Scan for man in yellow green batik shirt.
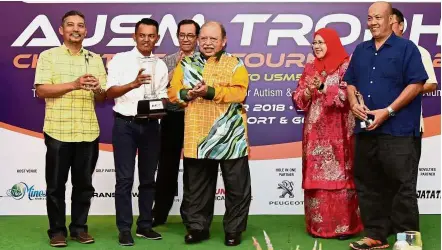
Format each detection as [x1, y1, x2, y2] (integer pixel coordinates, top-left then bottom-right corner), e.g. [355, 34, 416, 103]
[168, 21, 251, 247]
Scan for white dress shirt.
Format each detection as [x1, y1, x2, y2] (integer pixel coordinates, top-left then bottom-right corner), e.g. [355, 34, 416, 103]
[417, 45, 438, 132]
[106, 47, 169, 116]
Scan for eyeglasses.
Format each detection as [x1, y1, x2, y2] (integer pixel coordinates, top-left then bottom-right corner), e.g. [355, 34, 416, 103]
[312, 41, 326, 46]
[178, 33, 197, 40]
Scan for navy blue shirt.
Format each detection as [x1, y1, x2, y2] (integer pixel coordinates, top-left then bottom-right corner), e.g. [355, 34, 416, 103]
[344, 33, 428, 136]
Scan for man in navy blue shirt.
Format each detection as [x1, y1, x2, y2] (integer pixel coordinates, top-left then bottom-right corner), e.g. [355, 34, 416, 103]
[344, 2, 428, 249]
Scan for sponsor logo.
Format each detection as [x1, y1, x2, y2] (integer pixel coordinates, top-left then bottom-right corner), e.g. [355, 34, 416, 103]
[95, 169, 115, 173]
[16, 169, 38, 174]
[213, 188, 253, 201]
[215, 188, 226, 201]
[269, 180, 304, 206]
[278, 180, 294, 198]
[4, 182, 45, 200]
[419, 167, 437, 177]
[269, 200, 304, 206]
[276, 167, 296, 177]
[93, 192, 138, 198]
[417, 190, 441, 199]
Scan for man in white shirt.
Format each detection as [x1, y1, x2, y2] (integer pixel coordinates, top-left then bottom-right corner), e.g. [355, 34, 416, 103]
[391, 8, 438, 159]
[106, 18, 168, 246]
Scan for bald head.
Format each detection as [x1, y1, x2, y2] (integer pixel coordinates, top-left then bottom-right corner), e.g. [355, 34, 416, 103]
[369, 1, 393, 15]
[198, 21, 227, 57]
[201, 21, 226, 38]
[367, 1, 393, 40]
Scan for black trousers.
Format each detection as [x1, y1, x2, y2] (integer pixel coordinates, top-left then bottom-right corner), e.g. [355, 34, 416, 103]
[44, 133, 98, 238]
[180, 156, 251, 234]
[153, 110, 185, 223]
[414, 133, 423, 161]
[113, 115, 160, 232]
[354, 133, 419, 242]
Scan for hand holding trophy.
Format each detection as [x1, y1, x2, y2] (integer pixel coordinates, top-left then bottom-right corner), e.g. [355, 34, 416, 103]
[71, 74, 95, 90]
[130, 69, 152, 89]
[354, 91, 373, 129]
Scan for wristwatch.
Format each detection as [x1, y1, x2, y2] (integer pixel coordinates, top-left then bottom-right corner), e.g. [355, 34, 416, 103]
[94, 88, 105, 94]
[387, 106, 395, 117]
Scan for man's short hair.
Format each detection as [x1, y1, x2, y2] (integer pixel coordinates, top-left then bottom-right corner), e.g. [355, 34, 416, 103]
[135, 18, 159, 34]
[177, 19, 201, 36]
[219, 23, 227, 39]
[392, 7, 404, 23]
[62, 10, 85, 25]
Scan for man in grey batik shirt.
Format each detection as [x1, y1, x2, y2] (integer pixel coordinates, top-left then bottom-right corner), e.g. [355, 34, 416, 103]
[152, 19, 200, 227]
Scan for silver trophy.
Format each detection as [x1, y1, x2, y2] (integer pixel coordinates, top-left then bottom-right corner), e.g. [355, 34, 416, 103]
[355, 91, 373, 129]
[136, 56, 166, 119]
[83, 52, 95, 90]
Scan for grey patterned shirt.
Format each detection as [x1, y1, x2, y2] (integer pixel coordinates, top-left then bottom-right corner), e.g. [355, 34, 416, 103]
[163, 51, 200, 111]
[162, 51, 184, 112]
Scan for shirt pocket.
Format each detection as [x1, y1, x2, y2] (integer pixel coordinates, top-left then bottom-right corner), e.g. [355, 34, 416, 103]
[381, 57, 400, 80]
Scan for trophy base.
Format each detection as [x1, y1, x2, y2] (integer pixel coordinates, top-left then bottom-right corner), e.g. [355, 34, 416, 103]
[360, 119, 374, 129]
[136, 99, 167, 119]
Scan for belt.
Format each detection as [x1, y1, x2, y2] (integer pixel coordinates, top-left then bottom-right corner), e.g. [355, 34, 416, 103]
[114, 112, 157, 122]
